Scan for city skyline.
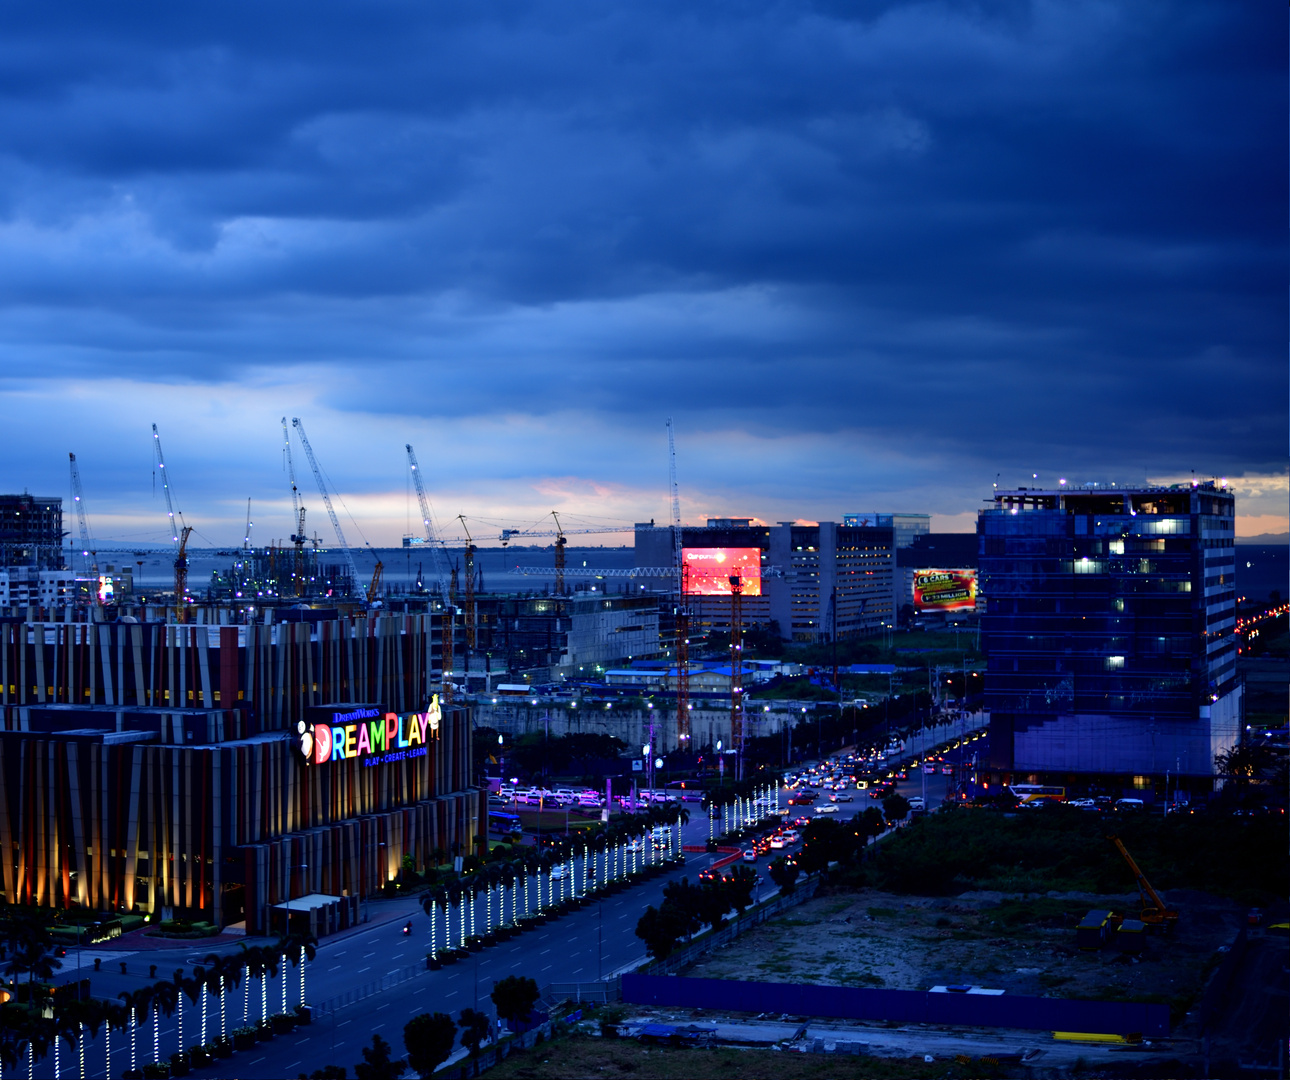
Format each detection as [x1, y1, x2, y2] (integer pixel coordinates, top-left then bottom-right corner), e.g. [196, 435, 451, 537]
[0, 2, 1284, 546]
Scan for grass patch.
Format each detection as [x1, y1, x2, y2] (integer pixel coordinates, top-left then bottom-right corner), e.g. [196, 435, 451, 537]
[866, 906, 898, 919]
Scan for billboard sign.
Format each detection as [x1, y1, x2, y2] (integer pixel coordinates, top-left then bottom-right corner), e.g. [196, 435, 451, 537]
[297, 695, 442, 767]
[682, 547, 762, 596]
[913, 569, 976, 612]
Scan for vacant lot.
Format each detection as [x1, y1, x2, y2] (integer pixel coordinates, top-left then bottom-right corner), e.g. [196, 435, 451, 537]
[686, 887, 1244, 1026]
[487, 1034, 998, 1080]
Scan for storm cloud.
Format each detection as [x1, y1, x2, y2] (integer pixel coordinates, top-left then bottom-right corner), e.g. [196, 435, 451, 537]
[0, 1, 1283, 544]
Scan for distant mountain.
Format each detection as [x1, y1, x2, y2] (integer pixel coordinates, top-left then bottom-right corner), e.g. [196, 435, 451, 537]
[1238, 534, 1288, 545]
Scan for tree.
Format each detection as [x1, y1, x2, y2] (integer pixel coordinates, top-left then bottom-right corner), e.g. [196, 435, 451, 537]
[634, 903, 691, 960]
[458, 1008, 490, 1070]
[860, 806, 887, 844]
[725, 865, 758, 914]
[298, 1067, 347, 1080]
[882, 793, 911, 824]
[402, 1012, 456, 1079]
[768, 856, 800, 895]
[489, 976, 540, 1031]
[353, 1032, 406, 1080]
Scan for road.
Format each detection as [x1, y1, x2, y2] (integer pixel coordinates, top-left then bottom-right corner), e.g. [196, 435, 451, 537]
[29, 739, 972, 1078]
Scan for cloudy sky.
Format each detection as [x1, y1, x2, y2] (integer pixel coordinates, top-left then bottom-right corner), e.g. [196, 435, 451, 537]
[0, 1, 1284, 549]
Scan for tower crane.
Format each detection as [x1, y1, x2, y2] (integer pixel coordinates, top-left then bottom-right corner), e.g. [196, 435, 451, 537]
[497, 523, 624, 544]
[243, 498, 254, 554]
[406, 444, 456, 703]
[667, 418, 691, 748]
[458, 515, 477, 649]
[282, 417, 309, 597]
[291, 418, 373, 606]
[68, 452, 101, 607]
[152, 424, 194, 623]
[552, 512, 566, 595]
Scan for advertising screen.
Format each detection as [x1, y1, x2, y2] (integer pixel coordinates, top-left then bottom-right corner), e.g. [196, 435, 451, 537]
[297, 696, 442, 767]
[913, 569, 976, 612]
[682, 547, 762, 596]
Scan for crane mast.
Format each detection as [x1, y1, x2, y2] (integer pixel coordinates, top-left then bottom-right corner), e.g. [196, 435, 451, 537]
[282, 418, 308, 597]
[730, 573, 743, 778]
[152, 424, 193, 622]
[667, 418, 690, 748]
[458, 515, 477, 650]
[551, 511, 566, 595]
[406, 445, 456, 703]
[68, 453, 101, 607]
[291, 418, 365, 603]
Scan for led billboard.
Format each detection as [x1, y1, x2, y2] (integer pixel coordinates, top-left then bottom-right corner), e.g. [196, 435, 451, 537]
[913, 569, 976, 612]
[296, 696, 442, 767]
[682, 547, 762, 596]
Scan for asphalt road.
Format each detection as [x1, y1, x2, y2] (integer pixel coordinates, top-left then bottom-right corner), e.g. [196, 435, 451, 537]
[29, 739, 971, 1078]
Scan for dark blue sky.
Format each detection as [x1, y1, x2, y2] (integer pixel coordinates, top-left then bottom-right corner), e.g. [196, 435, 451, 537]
[0, 1, 1284, 546]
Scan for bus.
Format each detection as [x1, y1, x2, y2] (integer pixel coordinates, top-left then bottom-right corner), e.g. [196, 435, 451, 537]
[1006, 784, 1066, 806]
[488, 811, 521, 835]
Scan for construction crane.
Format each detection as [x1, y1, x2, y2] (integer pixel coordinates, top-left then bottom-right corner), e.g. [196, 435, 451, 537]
[406, 444, 456, 703]
[497, 523, 624, 544]
[552, 512, 566, 595]
[667, 418, 690, 748]
[152, 424, 194, 623]
[68, 453, 101, 607]
[291, 418, 367, 605]
[730, 572, 744, 778]
[243, 498, 254, 553]
[1108, 835, 1179, 933]
[458, 515, 477, 650]
[282, 417, 309, 597]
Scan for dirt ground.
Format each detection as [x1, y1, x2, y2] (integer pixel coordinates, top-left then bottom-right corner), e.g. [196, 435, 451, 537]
[684, 887, 1247, 1029]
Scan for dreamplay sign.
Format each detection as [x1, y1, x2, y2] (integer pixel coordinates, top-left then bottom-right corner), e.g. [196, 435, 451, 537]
[296, 695, 442, 767]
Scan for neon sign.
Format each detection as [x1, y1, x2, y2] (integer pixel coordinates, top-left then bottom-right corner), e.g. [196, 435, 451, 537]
[297, 695, 442, 766]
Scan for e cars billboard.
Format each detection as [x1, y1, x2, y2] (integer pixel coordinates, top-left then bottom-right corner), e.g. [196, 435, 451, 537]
[682, 548, 762, 596]
[913, 569, 976, 612]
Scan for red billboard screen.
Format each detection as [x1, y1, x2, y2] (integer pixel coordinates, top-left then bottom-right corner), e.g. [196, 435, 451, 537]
[682, 548, 762, 596]
[913, 569, 976, 612]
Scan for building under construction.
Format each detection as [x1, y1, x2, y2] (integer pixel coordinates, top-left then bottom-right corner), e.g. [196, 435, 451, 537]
[0, 494, 64, 570]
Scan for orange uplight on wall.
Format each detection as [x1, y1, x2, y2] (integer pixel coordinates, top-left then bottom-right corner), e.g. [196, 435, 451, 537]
[682, 548, 762, 596]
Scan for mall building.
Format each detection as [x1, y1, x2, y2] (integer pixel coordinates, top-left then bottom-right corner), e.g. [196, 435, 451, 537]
[0, 612, 480, 934]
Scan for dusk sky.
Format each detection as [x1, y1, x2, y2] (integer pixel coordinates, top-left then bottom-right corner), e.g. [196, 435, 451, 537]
[0, 1, 1285, 549]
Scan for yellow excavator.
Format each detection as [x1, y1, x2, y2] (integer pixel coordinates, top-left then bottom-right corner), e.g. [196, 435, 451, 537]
[1108, 835, 1179, 933]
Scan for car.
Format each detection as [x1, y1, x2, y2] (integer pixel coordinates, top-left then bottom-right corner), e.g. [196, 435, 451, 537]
[815, 804, 839, 814]
[895, 770, 908, 780]
[782, 829, 800, 844]
[769, 836, 785, 849]
[940, 765, 954, 775]
[550, 864, 567, 879]
[1068, 798, 1099, 810]
[834, 794, 854, 803]
[742, 849, 758, 862]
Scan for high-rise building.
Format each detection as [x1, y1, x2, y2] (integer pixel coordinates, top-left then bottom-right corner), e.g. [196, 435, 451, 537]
[0, 494, 64, 570]
[979, 481, 1239, 788]
[634, 518, 896, 642]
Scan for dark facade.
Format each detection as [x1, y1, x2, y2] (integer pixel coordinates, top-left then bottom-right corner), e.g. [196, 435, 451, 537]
[0, 495, 64, 570]
[979, 482, 1239, 782]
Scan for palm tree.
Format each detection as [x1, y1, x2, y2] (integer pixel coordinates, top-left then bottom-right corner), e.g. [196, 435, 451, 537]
[202, 952, 242, 1041]
[151, 977, 179, 1067]
[284, 932, 318, 1009]
[119, 987, 154, 1077]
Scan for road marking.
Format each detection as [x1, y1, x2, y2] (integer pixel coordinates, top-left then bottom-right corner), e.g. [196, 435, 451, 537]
[541, 965, 552, 972]
[618, 913, 631, 920]
[540, 949, 550, 955]
[328, 965, 342, 972]
[286, 1063, 300, 1071]
[339, 1019, 353, 1027]
[377, 1003, 390, 1010]
[364, 951, 377, 958]
[511, 961, 522, 969]
[572, 968, 583, 975]
[446, 990, 458, 997]
[249, 1057, 265, 1065]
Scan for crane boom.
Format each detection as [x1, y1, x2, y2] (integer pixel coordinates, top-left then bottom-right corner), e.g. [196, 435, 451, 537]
[68, 453, 100, 605]
[498, 524, 624, 543]
[458, 515, 477, 650]
[292, 418, 364, 602]
[1109, 835, 1179, 931]
[406, 444, 456, 704]
[152, 424, 192, 621]
[667, 418, 690, 747]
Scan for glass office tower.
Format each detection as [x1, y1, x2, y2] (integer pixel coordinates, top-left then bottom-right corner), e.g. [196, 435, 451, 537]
[979, 481, 1239, 791]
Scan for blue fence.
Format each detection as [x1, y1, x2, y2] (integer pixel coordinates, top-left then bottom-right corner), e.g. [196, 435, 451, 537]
[622, 974, 1169, 1038]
